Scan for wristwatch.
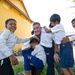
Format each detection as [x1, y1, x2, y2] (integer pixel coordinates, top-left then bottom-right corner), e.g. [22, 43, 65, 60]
[54, 51, 59, 54]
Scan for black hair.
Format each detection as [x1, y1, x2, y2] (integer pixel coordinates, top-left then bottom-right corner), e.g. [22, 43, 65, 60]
[33, 22, 40, 26]
[49, 23, 53, 28]
[50, 14, 61, 23]
[5, 18, 16, 26]
[71, 18, 75, 23]
[30, 38, 39, 44]
[31, 30, 34, 35]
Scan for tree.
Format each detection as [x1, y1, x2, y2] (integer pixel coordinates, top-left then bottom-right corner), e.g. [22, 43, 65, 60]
[73, 0, 75, 2]
[70, 0, 75, 8]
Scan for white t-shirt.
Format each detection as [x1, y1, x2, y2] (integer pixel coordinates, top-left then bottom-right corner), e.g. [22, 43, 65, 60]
[22, 41, 30, 50]
[69, 35, 75, 45]
[31, 44, 46, 65]
[40, 28, 53, 48]
[51, 24, 66, 44]
[0, 29, 30, 60]
[69, 35, 75, 41]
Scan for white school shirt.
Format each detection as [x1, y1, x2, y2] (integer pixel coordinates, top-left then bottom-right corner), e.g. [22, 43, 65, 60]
[31, 44, 46, 65]
[50, 24, 66, 44]
[22, 35, 35, 50]
[69, 35, 75, 41]
[69, 35, 75, 45]
[22, 41, 30, 50]
[40, 28, 53, 48]
[0, 29, 30, 60]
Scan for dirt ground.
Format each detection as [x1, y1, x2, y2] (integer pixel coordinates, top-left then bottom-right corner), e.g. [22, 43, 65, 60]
[16, 56, 24, 61]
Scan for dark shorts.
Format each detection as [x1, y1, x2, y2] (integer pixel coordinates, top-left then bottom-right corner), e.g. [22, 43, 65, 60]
[24, 54, 44, 70]
[60, 42, 74, 68]
[0, 58, 14, 75]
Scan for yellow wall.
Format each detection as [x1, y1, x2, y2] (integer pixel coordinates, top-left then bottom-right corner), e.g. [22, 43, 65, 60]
[0, 0, 32, 51]
[10, 0, 28, 16]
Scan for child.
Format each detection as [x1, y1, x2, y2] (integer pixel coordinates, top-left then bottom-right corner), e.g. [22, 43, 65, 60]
[61, 18, 75, 43]
[44, 14, 74, 75]
[0, 18, 31, 75]
[23, 38, 46, 75]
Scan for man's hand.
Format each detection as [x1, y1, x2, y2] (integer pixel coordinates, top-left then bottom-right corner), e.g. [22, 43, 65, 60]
[53, 53, 60, 63]
[61, 37, 70, 43]
[9, 55, 18, 65]
[30, 36, 39, 41]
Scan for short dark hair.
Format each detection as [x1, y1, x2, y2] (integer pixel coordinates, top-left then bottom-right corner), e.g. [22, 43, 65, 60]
[5, 18, 16, 26]
[30, 38, 39, 44]
[71, 18, 75, 23]
[50, 14, 61, 23]
[33, 22, 40, 26]
[49, 23, 53, 28]
[31, 30, 34, 35]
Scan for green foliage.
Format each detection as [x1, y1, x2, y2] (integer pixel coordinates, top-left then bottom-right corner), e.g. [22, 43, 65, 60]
[73, 0, 75, 2]
[13, 62, 24, 75]
[13, 61, 75, 75]
[41, 64, 47, 75]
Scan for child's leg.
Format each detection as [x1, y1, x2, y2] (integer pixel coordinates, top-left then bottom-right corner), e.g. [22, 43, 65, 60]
[24, 54, 32, 75]
[61, 68, 71, 75]
[28, 55, 44, 70]
[67, 68, 74, 75]
[21, 48, 33, 56]
[30, 70, 32, 75]
[25, 70, 32, 75]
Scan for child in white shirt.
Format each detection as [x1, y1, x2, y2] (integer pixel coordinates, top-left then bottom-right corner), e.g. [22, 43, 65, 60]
[0, 18, 30, 75]
[23, 38, 46, 75]
[44, 14, 74, 75]
[62, 18, 75, 43]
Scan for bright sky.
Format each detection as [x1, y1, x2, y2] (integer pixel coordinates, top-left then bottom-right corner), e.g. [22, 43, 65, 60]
[23, 0, 75, 33]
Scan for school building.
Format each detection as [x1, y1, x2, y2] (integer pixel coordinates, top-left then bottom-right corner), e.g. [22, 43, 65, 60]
[0, 0, 33, 52]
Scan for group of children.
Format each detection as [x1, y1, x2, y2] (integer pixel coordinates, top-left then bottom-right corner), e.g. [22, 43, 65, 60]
[0, 14, 75, 75]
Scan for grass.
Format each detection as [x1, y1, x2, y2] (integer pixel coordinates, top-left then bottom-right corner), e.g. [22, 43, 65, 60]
[13, 61, 47, 75]
[13, 62, 24, 75]
[13, 61, 75, 75]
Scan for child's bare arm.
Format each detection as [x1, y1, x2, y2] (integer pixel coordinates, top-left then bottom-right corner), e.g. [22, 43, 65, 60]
[43, 26, 52, 33]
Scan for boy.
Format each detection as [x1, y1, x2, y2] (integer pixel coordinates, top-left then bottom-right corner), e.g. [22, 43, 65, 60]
[61, 18, 75, 43]
[23, 38, 46, 75]
[44, 14, 74, 75]
[0, 18, 31, 75]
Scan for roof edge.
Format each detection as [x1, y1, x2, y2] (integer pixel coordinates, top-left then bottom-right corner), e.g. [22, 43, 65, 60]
[5, 0, 33, 23]
[21, 1, 30, 17]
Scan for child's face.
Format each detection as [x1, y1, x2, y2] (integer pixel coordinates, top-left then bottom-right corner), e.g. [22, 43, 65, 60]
[30, 43, 37, 48]
[72, 21, 75, 28]
[51, 21, 58, 27]
[6, 20, 17, 32]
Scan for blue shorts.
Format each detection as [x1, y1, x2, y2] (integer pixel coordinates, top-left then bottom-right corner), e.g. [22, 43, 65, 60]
[21, 48, 33, 56]
[60, 42, 74, 68]
[24, 54, 44, 71]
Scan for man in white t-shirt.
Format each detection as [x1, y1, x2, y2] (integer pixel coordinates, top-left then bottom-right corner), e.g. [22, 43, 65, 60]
[21, 22, 55, 75]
